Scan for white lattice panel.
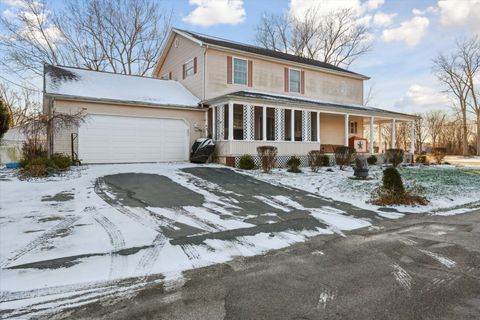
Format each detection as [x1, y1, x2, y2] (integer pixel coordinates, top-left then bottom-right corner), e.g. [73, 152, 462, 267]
[274, 108, 285, 141]
[302, 111, 311, 141]
[216, 105, 225, 140]
[243, 104, 255, 140]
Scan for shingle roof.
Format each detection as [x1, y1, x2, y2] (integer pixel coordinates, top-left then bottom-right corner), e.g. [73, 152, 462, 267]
[205, 90, 416, 119]
[175, 29, 368, 79]
[44, 65, 200, 108]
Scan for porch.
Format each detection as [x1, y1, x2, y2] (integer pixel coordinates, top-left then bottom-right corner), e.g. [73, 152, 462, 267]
[205, 92, 416, 163]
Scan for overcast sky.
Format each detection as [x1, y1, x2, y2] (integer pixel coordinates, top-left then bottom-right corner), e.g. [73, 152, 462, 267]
[1, 0, 478, 114]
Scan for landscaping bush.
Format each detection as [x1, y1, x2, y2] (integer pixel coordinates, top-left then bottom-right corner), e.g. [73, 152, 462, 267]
[51, 153, 72, 170]
[367, 155, 377, 165]
[308, 150, 322, 172]
[320, 154, 331, 166]
[257, 146, 277, 173]
[334, 146, 356, 170]
[21, 157, 55, 177]
[286, 156, 301, 173]
[384, 148, 404, 167]
[415, 155, 428, 164]
[238, 154, 255, 170]
[383, 167, 405, 194]
[21, 138, 47, 162]
[431, 147, 447, 164]
[370, 167, 428, 206]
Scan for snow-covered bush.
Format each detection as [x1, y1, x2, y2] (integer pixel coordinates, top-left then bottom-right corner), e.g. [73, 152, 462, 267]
[257, 146, 277, 173]
[334, 146, 356, 170]
[238, 154, 255, 170]
[287, 156, 301, 173]
[320, 154, 331, 166]
[385, 148, 404, 167]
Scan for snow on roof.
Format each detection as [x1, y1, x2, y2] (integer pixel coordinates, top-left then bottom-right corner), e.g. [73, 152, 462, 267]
[44, 65, 200, 108]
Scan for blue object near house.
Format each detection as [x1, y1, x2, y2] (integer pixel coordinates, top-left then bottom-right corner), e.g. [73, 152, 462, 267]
[5, 162, 21, 169]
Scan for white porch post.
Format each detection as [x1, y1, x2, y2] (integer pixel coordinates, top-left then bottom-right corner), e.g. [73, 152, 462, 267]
[228, 102, 234, 141]
[391, 119, 396, 148]
[410, 121, 415, 154]
[291, 109, 295, 142]
[262, 106, 267, 141]
[378, 123, 382, 153]
[317, 112, 321, 143]
[344, 114, 349, 146]
[370, 116, 374, 154]
[212, 106, 216, 140]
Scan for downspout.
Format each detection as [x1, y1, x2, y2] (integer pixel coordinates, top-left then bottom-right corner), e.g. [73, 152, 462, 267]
[202, 44, 208, 137]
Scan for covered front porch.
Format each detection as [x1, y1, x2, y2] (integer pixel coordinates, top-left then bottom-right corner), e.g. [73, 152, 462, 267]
[205, 92, 416, 164]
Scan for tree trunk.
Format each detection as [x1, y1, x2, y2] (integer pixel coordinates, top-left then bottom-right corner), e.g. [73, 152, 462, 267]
[477, 112, 480, 156]
[462, 105, 469, 156]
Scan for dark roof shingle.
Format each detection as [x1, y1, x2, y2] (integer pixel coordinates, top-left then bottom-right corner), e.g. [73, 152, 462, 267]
[176, 29, 368, 79]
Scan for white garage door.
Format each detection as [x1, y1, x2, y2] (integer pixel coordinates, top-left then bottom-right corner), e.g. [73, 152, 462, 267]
[78, 114, 189, 163]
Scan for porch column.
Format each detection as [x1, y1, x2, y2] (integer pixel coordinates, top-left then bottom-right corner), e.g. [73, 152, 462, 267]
[391, 119, 396, 148]
[369, 116, 374, 154]
[344, 114, 349, 146]
[378, 123, 382, 153]
[317, 112, 321, 143]
[410, 121, 415, 154]
[212, 106, 216, 140]
[291, 109, 295, 142]
[262, 106, 267, 141]
[228, 102, 234, 141]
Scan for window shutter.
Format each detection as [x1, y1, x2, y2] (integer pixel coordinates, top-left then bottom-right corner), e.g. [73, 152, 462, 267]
[168, 71, 172, 80]
[300, 70, 305, 94]
[284, 67, 289, 92]
[193, 57, 197, 74]
[182, 64, 186, 80]
[227, 56, 232, 84]
[248, 60, 253, 87]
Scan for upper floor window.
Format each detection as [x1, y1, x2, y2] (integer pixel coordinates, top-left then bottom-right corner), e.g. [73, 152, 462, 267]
[289, 69, 301, 93]
[349, 121, 358, 134]
[183, 59, 195, 79]
[233, 57, 248, 85]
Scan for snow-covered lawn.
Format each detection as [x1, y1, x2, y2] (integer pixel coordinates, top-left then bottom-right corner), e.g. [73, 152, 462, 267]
[247, 165, 480, 214]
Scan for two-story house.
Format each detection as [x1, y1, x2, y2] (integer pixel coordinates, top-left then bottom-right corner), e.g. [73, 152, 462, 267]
[43, 28, 416, 165]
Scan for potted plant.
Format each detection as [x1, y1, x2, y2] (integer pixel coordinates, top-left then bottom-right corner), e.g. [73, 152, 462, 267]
[353, 157, 369, 179]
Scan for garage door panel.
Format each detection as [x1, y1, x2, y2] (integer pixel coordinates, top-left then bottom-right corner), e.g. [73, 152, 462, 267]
[78, 115, 189, 163]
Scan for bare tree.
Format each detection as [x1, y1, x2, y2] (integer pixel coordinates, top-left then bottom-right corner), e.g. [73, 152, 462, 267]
[255, 13, 291, 54]
[413, 113, 427, 153]
[255, 8, 371, 68]
[425, 110, 446, 147]
[0, 0, 172, 76]
[458, 36, 480, 155]
[433, 53, 470, 156]
[0, 83, 41, 127]
[0, 0, 63, 75]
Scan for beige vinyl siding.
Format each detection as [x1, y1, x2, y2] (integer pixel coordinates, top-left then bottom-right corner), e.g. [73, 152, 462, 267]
[205, 48, 364, 105]
[52, 99, 206, 156]
[156, 34, 204, 99]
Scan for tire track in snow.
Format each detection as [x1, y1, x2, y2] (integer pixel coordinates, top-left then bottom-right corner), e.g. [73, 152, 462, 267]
[419, 249, 456, 268]
[91, 214, 127, 279]
[134, 233, 167, 277]
[0, 216, 81, 269]
[316, 288, 336, 310]
[391, 263, 412, 290]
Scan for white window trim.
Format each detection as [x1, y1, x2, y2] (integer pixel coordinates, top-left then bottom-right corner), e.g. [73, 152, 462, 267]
[184, 58, 195, 78]
[288, 67, 301, 93]
[232, 56, 248, 86]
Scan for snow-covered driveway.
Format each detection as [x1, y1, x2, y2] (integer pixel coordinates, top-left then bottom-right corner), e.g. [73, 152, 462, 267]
[0, 163, 381, 318]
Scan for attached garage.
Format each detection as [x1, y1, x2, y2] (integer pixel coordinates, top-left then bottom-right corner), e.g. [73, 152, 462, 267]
[43, 65, 206, 164]
[78, 115, 189, 163]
